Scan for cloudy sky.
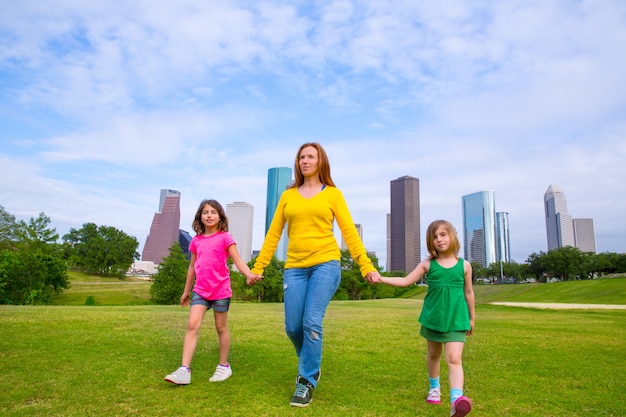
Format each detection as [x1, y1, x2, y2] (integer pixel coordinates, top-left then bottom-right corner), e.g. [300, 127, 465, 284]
[1, 0, 625, 268]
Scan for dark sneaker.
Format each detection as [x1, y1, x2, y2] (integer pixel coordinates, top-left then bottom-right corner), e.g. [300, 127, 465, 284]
[290, 376, 314, 407]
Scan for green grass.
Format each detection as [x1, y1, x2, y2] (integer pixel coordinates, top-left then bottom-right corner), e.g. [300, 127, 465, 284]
[1, 277, 624, 416]
[51, 271, 152, 306]
[472, 276, 626, 304]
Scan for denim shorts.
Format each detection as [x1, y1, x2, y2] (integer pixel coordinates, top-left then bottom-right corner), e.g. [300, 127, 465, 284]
[190, 292, 231, 312]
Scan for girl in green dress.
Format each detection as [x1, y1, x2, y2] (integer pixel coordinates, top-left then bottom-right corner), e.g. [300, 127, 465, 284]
[377, 219, 475, 417]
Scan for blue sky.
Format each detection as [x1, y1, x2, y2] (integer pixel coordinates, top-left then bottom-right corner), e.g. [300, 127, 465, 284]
[1, 0, 625, 268]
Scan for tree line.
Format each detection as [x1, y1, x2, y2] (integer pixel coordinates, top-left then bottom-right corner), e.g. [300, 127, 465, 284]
[0, 206, 139, 305]
[2, 204, 624, 305]
[471, 246, 626, 282]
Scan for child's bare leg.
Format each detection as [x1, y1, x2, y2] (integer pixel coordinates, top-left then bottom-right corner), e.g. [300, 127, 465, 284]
[445, 341, 465, 400]
[181, 305, 208, 367]
[426, 340, 443, 378]
[214, 310, 230, 365]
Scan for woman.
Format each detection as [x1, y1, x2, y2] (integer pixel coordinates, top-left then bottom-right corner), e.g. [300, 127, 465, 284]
[250, 142, 381, 407]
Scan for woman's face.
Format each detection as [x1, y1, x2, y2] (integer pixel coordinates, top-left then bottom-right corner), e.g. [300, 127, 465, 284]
[298, 145, 320, 178]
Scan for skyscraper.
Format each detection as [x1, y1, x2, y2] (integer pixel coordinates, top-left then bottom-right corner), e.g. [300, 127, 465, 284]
[573, 218, 596, 253]
[544, 184, 575, 250]
[266, 167, 292, 261]
[495, 211, 511, 263]
[341, 224, 363, 250]
[142, 189, 181, 264]
[226, 202, 254, 262]
[389, 175, 420, 273]
[462, 190, 496, 268]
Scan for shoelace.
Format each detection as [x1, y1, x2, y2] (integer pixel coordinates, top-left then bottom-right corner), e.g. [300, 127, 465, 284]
[293, 382, 310, 398]
[173, 368, 188, 376]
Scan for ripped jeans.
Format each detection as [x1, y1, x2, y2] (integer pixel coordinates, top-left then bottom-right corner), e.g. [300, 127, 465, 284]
[283, 260, 341, 387]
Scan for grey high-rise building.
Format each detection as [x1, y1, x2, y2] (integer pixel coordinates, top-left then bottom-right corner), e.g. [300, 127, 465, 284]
[462, 190, 497, 268]
[573, 218, 596, 253]
[227, 202, 254, 262]
[341, 224, 363, 250]
[142, 189, 181, 264]
[544, 184, 575, 251]
[495, 212, 511, 263]
[266, 167, 292, 261]
[389, 175, 420, 273]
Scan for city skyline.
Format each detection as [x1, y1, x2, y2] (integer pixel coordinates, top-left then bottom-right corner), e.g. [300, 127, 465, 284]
[2, 1, 624, 267]
[544, 184, 596, 254]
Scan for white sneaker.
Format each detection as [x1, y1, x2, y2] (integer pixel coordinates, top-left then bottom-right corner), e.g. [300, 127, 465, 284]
[427, 387, 441, 404]
[165, 366, 191, 385]
[209, 364, 232, 382]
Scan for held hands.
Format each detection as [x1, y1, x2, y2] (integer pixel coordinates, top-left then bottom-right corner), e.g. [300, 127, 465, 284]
[365, 271, 382, 284]
[246, 273, 264, 286]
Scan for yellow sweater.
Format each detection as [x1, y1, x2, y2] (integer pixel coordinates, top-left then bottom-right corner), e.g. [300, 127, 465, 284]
[252, 186, 376, 277]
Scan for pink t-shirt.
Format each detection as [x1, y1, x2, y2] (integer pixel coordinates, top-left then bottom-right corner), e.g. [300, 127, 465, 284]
[189, 231, 236, 300]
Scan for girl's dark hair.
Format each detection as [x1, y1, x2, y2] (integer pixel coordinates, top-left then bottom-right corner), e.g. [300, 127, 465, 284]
[192, 199, 229, 235]
[290, 142, 336, 188]
[425, 219, 460, 259]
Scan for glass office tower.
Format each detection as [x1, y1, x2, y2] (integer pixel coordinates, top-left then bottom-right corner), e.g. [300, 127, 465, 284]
[266, 167, 292, 261]
[495, 211, 511, 263]
[462, 190, 496, 268]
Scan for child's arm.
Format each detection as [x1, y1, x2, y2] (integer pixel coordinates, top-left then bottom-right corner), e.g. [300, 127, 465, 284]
[228, 244, 263, 285]
[463, 260, 475, 335]
[180, 252, 197, 307]
[379, 260, 429, 287]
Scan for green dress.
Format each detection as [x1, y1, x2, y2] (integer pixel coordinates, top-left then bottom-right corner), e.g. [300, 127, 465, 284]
[418, 258, 470, 343]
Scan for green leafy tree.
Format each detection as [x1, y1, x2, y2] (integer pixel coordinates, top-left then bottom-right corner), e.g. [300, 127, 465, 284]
[0, 205, 18, 250]
[150, 243, 189, 304]
[63, 223, 139, 277]
[0, 211, 68, 305]
[336, 249, 386, 300]
[245, 256, 284, 302]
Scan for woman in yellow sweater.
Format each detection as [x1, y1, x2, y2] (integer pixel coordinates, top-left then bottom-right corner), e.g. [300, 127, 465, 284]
[251, 142, 381, 407]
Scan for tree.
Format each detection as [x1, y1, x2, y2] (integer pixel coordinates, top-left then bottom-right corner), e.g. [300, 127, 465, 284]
[0, 211, 68, 305]
[245, 256, 284, 302]
[0, 205, 17, 250]
[150, 243, 189, 304]
[63, 223, 139, 277]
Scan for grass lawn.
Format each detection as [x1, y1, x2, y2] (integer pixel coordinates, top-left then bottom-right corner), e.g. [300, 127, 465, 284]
[1, 277, 624, 416]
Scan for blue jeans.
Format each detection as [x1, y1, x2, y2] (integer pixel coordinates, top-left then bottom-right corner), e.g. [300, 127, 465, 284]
[283, 260, 341, 388]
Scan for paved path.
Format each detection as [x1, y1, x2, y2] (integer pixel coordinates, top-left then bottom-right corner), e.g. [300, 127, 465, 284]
[491, 302, 626, 310]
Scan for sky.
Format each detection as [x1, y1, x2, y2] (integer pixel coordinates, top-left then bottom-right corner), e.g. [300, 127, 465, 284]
[1, 0, 625, 269]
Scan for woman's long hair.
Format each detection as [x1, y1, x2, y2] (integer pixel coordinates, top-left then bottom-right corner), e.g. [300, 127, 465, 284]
[290, 142, 336, 188]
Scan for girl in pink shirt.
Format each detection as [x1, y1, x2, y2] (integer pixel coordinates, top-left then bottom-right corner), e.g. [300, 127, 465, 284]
[165, 199, 261, 385]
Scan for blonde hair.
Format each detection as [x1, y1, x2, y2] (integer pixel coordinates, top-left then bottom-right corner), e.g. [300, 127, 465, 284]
[425, 219, 460, 259]
[290, 142, 336, 188]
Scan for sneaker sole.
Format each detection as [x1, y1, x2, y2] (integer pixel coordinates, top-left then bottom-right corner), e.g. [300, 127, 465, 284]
[209, 374, 232, 382]
[427, 399, 441, 405]
[164, 378, 190, 385]
[289, 401, 312, 408]
[451, 396, 472, 417]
